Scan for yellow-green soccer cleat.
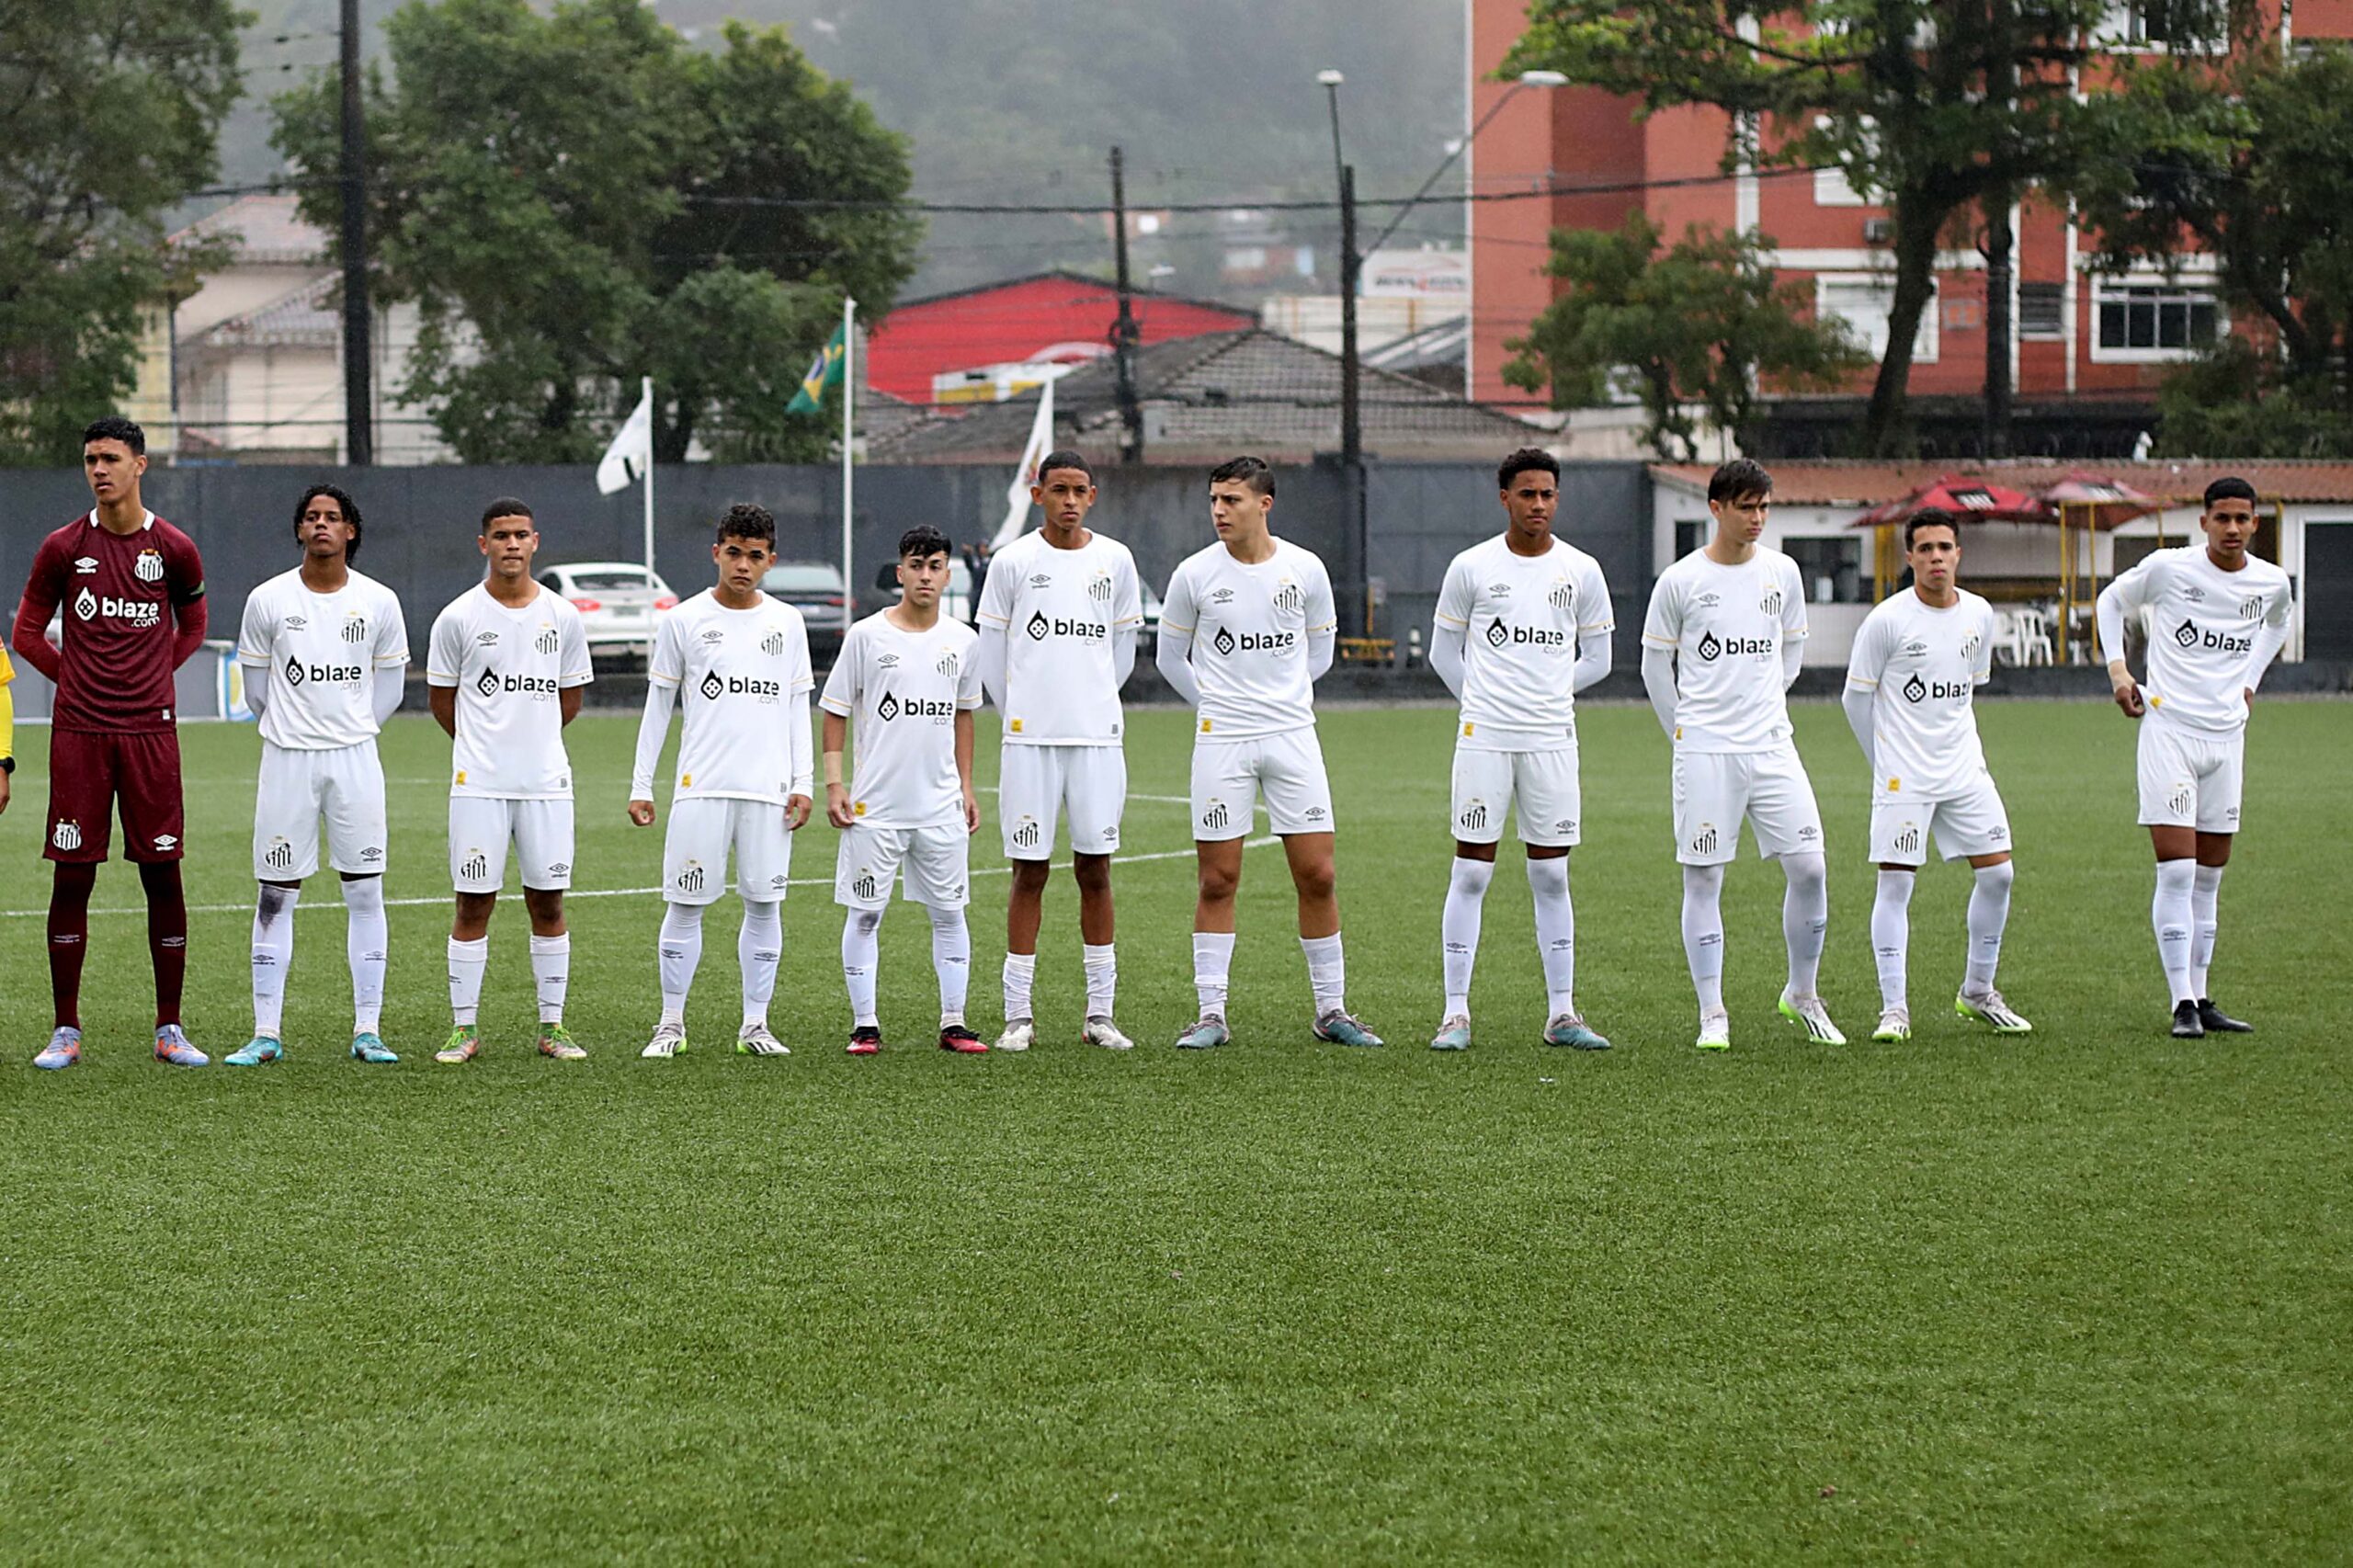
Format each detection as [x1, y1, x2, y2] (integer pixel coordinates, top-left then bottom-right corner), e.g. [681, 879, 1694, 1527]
[434, 1025, 479, 1064]
[539, 1023, 587, 1061]
[1955, 989, 2032, 1035]
[1871, 1007, 1912, 1043]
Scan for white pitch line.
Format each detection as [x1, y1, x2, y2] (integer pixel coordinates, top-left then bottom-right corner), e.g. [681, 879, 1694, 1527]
[0, 837, 1278, 920]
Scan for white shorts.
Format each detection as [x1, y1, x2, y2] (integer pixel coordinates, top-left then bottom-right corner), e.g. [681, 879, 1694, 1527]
[664, 796, 795, 904]
[1190, 729, 1334, 840]
[2138, 716, 2245, 833]
[1868, 776, 2013, 866]
[1450, 745, 1581, 847]
[999, 744, 1127, 858]
[1672, 744, 1825, 865]
[449, 796, 575, 892]
[254, 741, 387, 881]
[835, 821, 970, 909]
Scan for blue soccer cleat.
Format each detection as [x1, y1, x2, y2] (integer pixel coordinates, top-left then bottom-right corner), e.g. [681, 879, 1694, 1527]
[1313, 1010, 1384, 1048]
[34, 1027, 82, 1070]
[225, 1036, 284, 1066]
[350, 1033, 398, 1064]
[1543, 1013, 1611, 1051]
[154, 1024, 209, 1067]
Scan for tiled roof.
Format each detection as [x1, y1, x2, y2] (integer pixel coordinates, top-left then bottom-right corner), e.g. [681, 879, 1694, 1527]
[1650, 459, 2353, 506]
[191, 274, 339, 350]
[173, 193, 327, 265]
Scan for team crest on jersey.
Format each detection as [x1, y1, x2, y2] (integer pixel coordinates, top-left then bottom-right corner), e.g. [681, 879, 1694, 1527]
[1011, 816, 1041, 850]
[342, 616, 367, 643]
[762, 631, 784, 656]
[1199, 799, 1230, 831]
[73, 556, 97, 574]
[535, 627, 558, 654]
[1459, 798, 1488, 832]
[1688, 822, 1719, 857]
[1087, 572, 1113, 601]
[264, 837, 294, 870]
[1893, 824, 1921, 857]
[1961, 632, 1982, 658]
[52, 820, 82, 853]
[1548, 581, 1574, 611]
[134, 549, 164, 583]
[1760, 588, 1784, 617]
[461, 850, 489, 881]
[2239, 597, 2264, 619]
[1272, 582, 1304, 611]
[676, 861, 706, 894]
[852, 869, 880, 901]
[936, 651, 959, 676]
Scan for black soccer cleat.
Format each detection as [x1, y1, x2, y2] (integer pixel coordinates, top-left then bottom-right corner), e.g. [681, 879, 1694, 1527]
[2197, 998, 2255, 1034]
[2170, 999, 2206, 1039]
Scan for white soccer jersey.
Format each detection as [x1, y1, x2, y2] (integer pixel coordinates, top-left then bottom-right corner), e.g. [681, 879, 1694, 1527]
[1434, 534, 1614, 751]
[1641, 548, 1809, 754]
[1846, 588, 1997, 801]
[1159, 538, 1336, 740]
[236, 568, 409, 751]
[820, 610, 983, 828]
[426, 583, 593, 799]
[978, 528, 1143, 744]
[2108, 546, 2293, 733]
[641, 590, 814, 804]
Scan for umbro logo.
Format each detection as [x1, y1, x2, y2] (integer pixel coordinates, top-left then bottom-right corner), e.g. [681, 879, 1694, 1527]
[475, 631, 498, 644]
[2182, 585, 2207, 602]
[153, 835, 178, 852]
[1486, 582, 1513, 598]
[878, 653, 900, 669]
[358, 846, 382, 863]
[73, 556, 97, 574]
[1210, 587, 1234, 604]
[1029, 574, 1053, 587]
[700, 628, 727, 643]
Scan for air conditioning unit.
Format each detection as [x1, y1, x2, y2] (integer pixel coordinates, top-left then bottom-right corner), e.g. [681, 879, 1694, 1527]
[1863, 217, 1894, 245]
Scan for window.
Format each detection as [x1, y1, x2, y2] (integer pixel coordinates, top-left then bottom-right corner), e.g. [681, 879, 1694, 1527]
[1782, 536, 1866, 605]
[2099, 3, 2225, 49]
[1816, 275, 1938, 363]
[2018, 281, 2065, 340]
[1813, 115, 1873, 207]
[2092, 279, 2221, 360]
[1676, 519, 1707, 559]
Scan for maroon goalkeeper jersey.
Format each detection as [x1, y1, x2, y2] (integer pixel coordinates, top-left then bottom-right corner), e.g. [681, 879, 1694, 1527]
[19, 509, 207, 733]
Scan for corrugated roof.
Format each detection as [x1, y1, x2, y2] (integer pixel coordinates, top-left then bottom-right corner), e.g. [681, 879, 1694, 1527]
[173, 193, 327, 265]
[190, 274, 339, 350]
[1650, 459, 2353, 505]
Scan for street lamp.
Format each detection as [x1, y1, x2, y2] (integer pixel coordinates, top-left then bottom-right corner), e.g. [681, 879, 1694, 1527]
[1365, 68, 1566, 258]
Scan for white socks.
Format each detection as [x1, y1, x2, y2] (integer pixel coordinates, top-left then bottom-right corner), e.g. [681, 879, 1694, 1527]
[344, 878, 389, 1035]
[448, 935, 487, 1026]
[740, 899, 781, 1026]
[1439, 857, 1492, 1017]
[1084, 943, 1117, 1019]
[929, 904, 971, 1025]
[1871, 869, 1915, 1009]
[1527, 857, 1575, 1017]
[251, 884, 298, 1038]
[843, 908, 881, 1026]
[1781, 852, 1829, 996]
[529, 933, 570, 1024]
[1193, 931, 1234, 1017]
[658, 903, 704, 1024]
[1300, 932, 1346, 1017]
[1680, 864, 1726, 1016]
[1003, 950, 1036, 1023]
[2154, 858, 2197, 1005]
[2189, 863, 2223, 1000]
[1964, 861, 2013, 994]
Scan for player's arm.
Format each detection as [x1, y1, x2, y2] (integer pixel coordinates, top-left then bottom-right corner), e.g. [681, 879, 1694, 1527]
[1154, 566, 1203, 707]
[236, 589, 275, 717]
[2245, 584, 2293, 703]
[370, 667, 404, 725]
[557, 610, 591, 726]
[1637, 576, 1680, 739]
[1843, 615, 1886, 768]
[1777, 560, 1807, 691]
[1304, 559, 1337, 682]
[370, 596, 410, 725]
[426, 606, 463, 737]
[1572, 562, 1616, 694]
[0, 647, 14, 813]
[428, 685, 457, 737]
[627, 681, 676, 826]
[784, 619, 814, 830]
[1109, 553, 1142, 687]
[975, 621, 1008, 710]
[820, 640, 858, 827]
[11, 538, 66, 685]
[167, 535, 209, 669]
[1429, 558, 1472, 699]
[2095, 567, 2147, 716]
[954, 708, 979, 833]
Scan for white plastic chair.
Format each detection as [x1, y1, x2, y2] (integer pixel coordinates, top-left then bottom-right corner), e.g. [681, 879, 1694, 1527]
[2014, 608, 2055, 666]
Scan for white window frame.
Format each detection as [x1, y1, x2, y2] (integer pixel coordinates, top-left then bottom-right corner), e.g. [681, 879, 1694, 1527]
[2095, 3, 2228, 54]
[2087, 274, 2225, 364]
[1815, 272, 1938, 365]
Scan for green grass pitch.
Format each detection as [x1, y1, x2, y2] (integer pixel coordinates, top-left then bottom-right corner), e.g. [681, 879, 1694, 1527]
[1, 697, 2347, 1562]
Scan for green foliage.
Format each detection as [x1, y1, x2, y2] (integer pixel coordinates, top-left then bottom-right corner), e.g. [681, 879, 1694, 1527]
[1503, 215, 1869, 460]
[270, 0, 918, 464]
[0, 3, 244, 466]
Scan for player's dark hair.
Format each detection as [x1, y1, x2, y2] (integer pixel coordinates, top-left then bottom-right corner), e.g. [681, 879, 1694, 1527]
[1210, 455, 1274, 496]
[1498, 447, 1560, 490]
[480, 496, 534, 530]
[293, 483, 364, 563]
[2203, 475, 2257, 509]
[81, 415, 145, 457]
[1707, 457, 1773, 504]
[1036, 449, 1095, 483]
[1904, 508, 1960, 549]
[899, 524, 951, 561]
[717, 502, 775, 547]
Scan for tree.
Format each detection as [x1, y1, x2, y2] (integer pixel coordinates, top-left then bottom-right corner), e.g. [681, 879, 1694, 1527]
[1501, 1, 2211, 455]
[1502, 215, 1869, 460]
[272, 0, 918, 463]
[0, 5, 243, 465]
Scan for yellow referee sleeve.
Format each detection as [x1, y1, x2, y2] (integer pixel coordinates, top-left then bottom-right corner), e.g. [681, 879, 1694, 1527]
[0, 642, 14, 772]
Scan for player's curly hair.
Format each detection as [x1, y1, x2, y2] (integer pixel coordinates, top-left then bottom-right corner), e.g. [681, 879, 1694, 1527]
[1904, 507, 1960, 549]
[82, 415, 145, 457]
[717, 503, 775, 547]
[1497, 447, 1559, 490]
[292, 483, 364, 563]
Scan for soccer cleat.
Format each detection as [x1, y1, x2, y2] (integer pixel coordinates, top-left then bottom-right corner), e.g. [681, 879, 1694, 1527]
[847, 1025, 883, 1056]
[539, 1023, 587, 1061]
[1081, 1016, 1134, 1051]
[2171, 999, 2206, 1039]
[1313, 1010, 1384, 1048]
[1174, 1016, 1230, 1050]
[1543, 1013, 1611, 1051]
[938, 1024, 988, 1055]
[1778, 990, 1847, 1045]
[350, 1033, 399, 1064]
[1696, 1011, 1732, 1052]
[1429, 1016, 1472, 1051]
[1871, 1007, 1913, 1043]
[225, 1036, 285, 1067]
[153, 1025, 209, 1067]
[642, 1020, 688, 1060]
[1956, 989, 2032, 1035]
[995, 1018, 1035, 1054]
[435, 1025, 480, 1064]
[2197, 998, 2254, 1034]
[736, 1022, 790, 1057]
[34, 1027, 82, 1071]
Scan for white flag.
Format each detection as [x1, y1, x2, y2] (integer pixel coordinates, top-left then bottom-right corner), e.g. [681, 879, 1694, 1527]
[597, 384, 654, 495]
[992, 375, 1057, 548]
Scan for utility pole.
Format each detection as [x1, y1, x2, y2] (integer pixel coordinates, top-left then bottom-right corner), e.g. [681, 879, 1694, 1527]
[1983, 0, 2016, 460]
[1339, 164, 1367, 635]
[1108, 146, 1143, 463]
[339, 0, 372, 466]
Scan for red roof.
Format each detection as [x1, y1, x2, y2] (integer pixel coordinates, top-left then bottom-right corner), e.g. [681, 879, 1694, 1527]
[1651, 459, 2353, 506]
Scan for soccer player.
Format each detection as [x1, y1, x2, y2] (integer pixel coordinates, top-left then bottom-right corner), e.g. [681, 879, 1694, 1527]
[2096, 475, 2293, 1038]
[0, 638, 13, 819]
[974, 449, 1144, 1052]
[1427, 447, 1615, 1051]
[230, 484, 411, 1066]
[11, 416, 210, 1070]
[629, 504, 814, 1059]
[1842, 509, 2030, 1043]
[425, 497, 594, 1063]
[1155, 455, 1382, 1049]
[1640, 457, 1839, 1051]
[821, 526, 986, 1055]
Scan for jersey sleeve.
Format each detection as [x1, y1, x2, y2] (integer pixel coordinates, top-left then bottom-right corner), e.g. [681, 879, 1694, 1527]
[1433, 555, 1472, 629]
[426, 604, 463, 687]
[2265, 576, 2294, 629]
[1640, 572, 1681, 649]
[786, 611, 814, 694]
[1111, 549, 1143, 628]
[1577, 557, 1615, 634]
[956, 636, 984, 710]
[647, 608, 685, 687]
[1779, 557, 1809, 641]
[1158, 562, 1197, 635]
[18, 531, 68, 625]
[235, 586, 276, 666]
[1846, 607, 1889, 689]
[165, 528, 207, 605]
[2106, 551, 2162, 616]
[818, 628, 858, 716]
[372, 590, 411, 668]
[976, 548, 1014, 629]
[558, 608, 593, 688]
[1972, 603, 1995, 684]
[1302, 552, 1337, 634]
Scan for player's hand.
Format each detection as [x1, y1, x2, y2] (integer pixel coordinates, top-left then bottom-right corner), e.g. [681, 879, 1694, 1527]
[2111, 676, 2145, 719]
[627, 799, 655, 827]
[785, 793, 813, 831]
[2243, 685, 2256, 710]
[961, 788, 981, 834]
[826, 783, 855, 828]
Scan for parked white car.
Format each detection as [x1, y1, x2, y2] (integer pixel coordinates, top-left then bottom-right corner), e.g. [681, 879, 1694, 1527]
[537, 561, 676, 650]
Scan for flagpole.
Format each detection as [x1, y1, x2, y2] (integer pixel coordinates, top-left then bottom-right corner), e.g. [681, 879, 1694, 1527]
[840, 297, 857, 634]
[640, 375, 654, 576]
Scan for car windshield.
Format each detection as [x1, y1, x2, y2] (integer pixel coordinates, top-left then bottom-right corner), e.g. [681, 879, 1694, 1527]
[564, 570, 654, 593]
[764, 564, 842, 593]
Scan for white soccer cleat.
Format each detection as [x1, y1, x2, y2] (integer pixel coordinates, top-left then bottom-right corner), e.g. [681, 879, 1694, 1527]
[995, 1019, 1035, 1053]
[1778, 989, 1847, 1045]
[1871, 1006, 1912, 1043]
[641, 1020, 687, 1060]
[1081, 1016, 1134, 1051]
[736, 1021, 790, 1057]
[1955, 988, 2033, 1035]
[1696, 1010, 1731, 1052]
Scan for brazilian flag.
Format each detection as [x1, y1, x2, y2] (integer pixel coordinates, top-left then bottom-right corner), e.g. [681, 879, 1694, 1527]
[788, 323, 848, 414]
